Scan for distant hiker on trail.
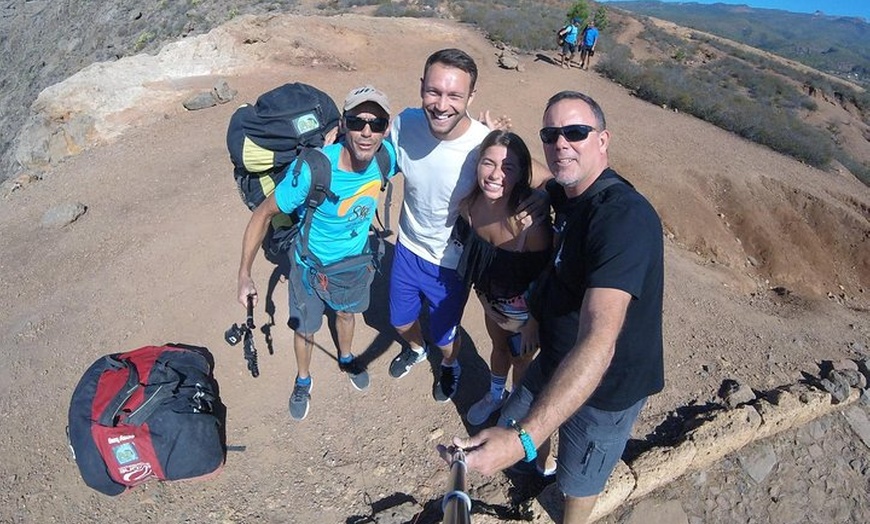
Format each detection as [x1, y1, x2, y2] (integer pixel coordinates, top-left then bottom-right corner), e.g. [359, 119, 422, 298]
[557, 18, 581, 69]
[444, 91, 665, 524]
[236, 85, 397, 421]
[579, 20, 599, 70]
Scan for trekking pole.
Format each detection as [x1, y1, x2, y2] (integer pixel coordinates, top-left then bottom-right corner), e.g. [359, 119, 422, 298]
[441, 448, 472, 524]
[243, 294, 259, 378]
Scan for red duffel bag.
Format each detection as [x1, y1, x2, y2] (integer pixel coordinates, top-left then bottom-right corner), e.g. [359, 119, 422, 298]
[67, 344, 226, 496]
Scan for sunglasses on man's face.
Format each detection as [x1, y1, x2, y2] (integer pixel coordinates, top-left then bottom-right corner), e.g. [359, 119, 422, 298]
[344, 115, 389, 133]
[539, 124, 597, 144]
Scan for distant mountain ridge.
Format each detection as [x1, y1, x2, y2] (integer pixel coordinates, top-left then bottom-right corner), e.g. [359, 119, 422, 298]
[607, 1, 870, 87]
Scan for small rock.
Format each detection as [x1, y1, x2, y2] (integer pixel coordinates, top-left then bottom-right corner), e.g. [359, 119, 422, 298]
[213, 80, 237, 104]
[831, 359, 859, 372]
[497, 51, 520, 71]
[738, 443, 777, 483]
[838, 369, 867, 389]
[843, 407, 870, 450]
[718, 379, 755, 409]
[373, 500, 419, 524]
[820, 371, 851, 403]
[855, 357, 870, 385]
[40, 202, 87, 227]
[771, 286, 790, 296]
[183, 91, 217, 111]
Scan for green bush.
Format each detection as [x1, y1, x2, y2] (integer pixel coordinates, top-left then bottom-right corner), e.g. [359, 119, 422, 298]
[455, 1, 565, 51]
[597, 46, 836, 168]
[835, 153, 870, 186]
[596, 42, 638, 86]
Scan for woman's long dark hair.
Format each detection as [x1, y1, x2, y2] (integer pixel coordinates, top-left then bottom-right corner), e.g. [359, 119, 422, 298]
[475, 129, 533, 212]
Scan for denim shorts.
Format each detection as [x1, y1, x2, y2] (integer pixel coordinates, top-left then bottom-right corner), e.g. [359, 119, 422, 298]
[287, 255, 374, 334]
[389, 241, 469, 348]
[498, 362, 646, 498]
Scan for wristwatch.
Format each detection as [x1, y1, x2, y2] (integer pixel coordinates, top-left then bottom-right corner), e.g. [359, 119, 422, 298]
[507, 419, 537, 463]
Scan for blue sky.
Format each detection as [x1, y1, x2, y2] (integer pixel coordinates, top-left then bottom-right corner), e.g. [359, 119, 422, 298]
[598, 1, 870, 20]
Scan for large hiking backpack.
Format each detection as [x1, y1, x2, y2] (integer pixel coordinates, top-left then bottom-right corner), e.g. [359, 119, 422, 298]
[227, 82, 393, 262]
[67, 344, 226, 496]
[227, 83, 341, 261]
[227, 82, 341, 210]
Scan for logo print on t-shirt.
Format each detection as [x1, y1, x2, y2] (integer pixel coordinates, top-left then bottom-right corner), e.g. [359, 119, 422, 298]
[338, 179, 381, 217]
[352, 205, 371, 220]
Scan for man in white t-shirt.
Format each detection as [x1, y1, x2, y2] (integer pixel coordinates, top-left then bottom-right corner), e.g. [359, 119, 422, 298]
[386, 48, 492, 402]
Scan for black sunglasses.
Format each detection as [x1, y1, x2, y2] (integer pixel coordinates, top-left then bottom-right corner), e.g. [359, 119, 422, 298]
[344, 115, 389, 133]
[539, 124, 597, 144]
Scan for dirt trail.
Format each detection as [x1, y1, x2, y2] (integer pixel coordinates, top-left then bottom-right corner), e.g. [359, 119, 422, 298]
[1, 13, 868, 523]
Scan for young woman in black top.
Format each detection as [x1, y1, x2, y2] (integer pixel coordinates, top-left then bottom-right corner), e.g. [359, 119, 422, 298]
[455, 130, 552, 431]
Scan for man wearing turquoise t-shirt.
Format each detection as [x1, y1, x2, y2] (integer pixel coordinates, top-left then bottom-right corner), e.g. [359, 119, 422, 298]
[579, 21, 600, 71]
[237, 85, 397, 421]
[558, 18, 580, 69]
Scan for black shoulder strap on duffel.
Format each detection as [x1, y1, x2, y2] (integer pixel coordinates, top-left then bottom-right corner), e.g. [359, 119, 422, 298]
[97, 356, 178, 427]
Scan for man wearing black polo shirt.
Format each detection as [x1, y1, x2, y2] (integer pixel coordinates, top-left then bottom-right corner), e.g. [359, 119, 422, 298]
[450, 91, 664, 523]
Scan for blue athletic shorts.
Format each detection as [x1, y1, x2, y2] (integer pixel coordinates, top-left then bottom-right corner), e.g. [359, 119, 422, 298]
[389, 241, 469, 348]
[498, 361, 646, 498]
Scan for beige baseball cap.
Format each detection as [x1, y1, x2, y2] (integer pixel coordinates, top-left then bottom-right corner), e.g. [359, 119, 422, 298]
[343, 85, 391, 115]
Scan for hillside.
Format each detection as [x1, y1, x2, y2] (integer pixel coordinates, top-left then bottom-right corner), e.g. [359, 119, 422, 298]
[0, 0, 330, 184]
[593, 8, 870, 187]
[4, 1, 869, 186]
[0, 9, 868, 524]
[608, 0, 870, 86]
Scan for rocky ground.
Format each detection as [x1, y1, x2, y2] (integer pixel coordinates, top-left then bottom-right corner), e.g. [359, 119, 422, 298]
[0, 8, 868, 524]
[602, 399, 870, 524]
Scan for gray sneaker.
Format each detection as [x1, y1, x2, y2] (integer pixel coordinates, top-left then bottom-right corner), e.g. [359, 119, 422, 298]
[466, 390, 508, 426]
[289, 377, 313, 421]
[433, 365, 460, 403]
[339, 358, 370, 391]
[389, 346, 427, 379]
